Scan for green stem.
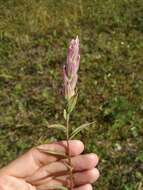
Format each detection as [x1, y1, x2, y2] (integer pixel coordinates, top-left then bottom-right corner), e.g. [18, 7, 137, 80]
[66, 113, 74, 190]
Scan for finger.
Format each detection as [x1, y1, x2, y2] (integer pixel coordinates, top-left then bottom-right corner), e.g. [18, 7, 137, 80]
[53, 168, 100, 187]
[74, 184, 92, 190]
[0, 140, 84, 179]
[36, 168, 100, 189]
[34, 140, 84, 165]
[37, 184, 92, 190]
[27, 154, 99, 185]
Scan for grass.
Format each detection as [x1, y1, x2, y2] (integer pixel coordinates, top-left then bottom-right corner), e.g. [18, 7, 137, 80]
[0, 0, 143, 189]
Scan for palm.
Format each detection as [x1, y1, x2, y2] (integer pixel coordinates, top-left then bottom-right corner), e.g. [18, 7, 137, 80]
[0, 140, 99, 190]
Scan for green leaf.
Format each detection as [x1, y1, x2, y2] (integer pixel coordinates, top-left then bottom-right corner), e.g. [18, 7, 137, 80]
[136, 151, 143, 162]
[68, 93, 78, 113]
[37, 148, 67, 158]
[70, 121, 96, 139]
[47, 124, 66, 132]
[63, 109, 67, 120]
[0, 73, 13, 79]
[42, 88, 49, 98]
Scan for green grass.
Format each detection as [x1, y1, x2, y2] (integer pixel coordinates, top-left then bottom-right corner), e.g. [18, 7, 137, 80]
[0, 0, 143, 189]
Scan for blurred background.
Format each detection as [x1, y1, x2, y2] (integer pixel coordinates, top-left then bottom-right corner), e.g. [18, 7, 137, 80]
[0, 0, 143, 189]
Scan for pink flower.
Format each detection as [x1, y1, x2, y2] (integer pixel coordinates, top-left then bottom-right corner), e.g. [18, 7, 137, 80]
[63, 36, 80, 100]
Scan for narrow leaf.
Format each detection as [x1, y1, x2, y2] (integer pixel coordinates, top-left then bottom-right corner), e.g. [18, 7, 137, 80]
[63, 109, 67, 120]
[70, 121, 96, 139]
[63, 161, 73, 171]
[68, 93, 78, 113]
[47, 124, 66, 132]
[46, 185, 68, 190]
[37, 148, 67, 158]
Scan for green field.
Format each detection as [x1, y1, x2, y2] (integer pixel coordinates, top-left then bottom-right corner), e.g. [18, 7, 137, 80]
[0, 0, 143, 189]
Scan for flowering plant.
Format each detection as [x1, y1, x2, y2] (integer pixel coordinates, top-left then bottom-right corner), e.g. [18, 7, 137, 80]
[39, 36, 94, 190]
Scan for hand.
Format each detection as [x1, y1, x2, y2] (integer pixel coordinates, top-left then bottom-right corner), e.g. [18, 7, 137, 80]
[0, 140, 99, 190]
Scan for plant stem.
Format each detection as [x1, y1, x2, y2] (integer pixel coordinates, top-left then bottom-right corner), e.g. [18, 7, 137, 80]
[66, 113, 74, 190]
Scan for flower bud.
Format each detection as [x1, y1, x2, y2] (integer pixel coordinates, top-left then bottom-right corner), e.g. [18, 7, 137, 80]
[63, 36, 80, 100]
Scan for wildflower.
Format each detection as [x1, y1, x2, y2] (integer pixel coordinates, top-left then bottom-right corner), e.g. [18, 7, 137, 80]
[63, 36, 80, 100]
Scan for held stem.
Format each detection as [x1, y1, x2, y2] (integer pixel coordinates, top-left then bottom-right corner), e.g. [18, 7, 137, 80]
[66, 113, 74, 190]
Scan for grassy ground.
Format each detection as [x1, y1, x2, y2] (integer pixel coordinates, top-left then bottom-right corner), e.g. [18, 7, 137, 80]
[0, 0, 143, 189]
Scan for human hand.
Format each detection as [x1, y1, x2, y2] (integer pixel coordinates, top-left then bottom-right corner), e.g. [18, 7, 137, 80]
[0, 140, 99, 190]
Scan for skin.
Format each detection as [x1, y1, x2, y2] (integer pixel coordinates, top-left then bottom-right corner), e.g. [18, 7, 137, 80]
[0, 140, 99, 190]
